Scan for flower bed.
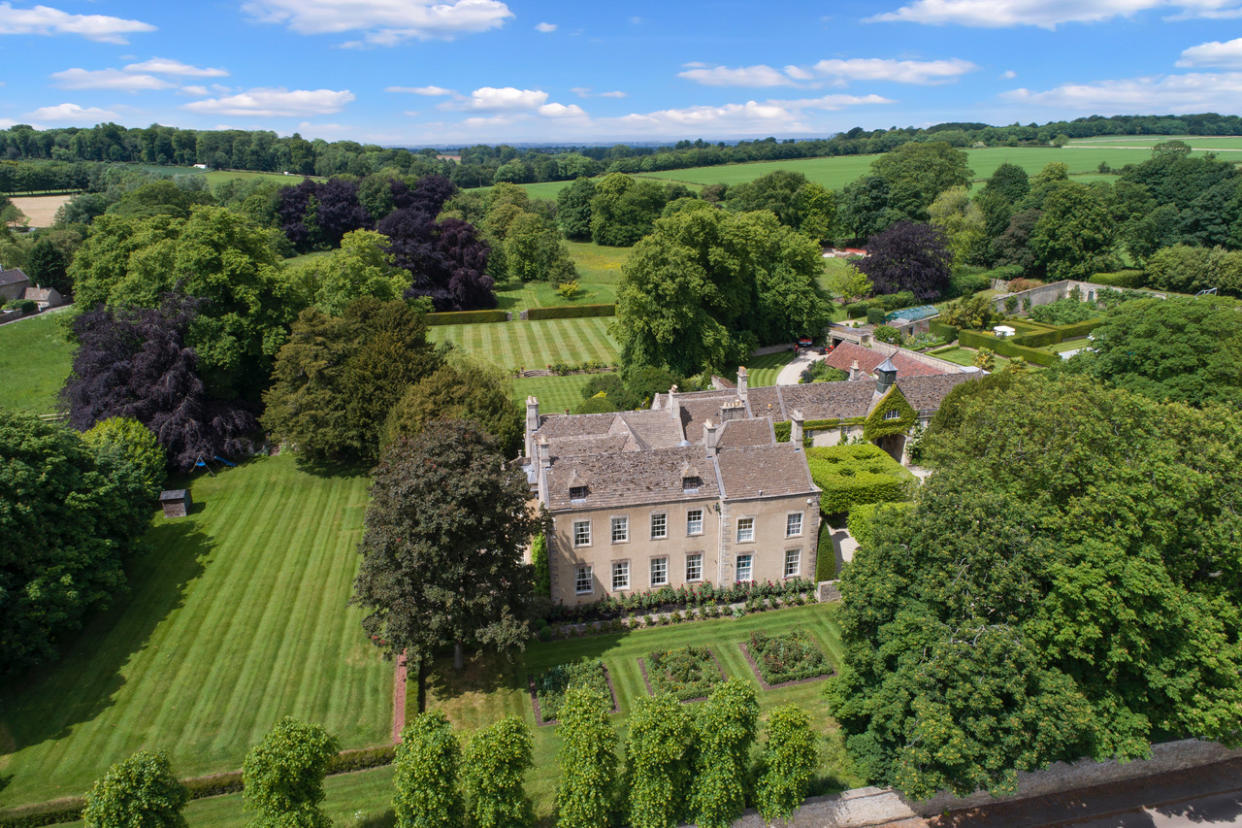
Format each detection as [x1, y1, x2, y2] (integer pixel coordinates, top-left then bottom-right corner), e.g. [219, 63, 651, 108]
[531, 659, 613, 723]
[746, 630, 830, 686]
[643, 646, 723, 701]
[546, 578, 817, 625]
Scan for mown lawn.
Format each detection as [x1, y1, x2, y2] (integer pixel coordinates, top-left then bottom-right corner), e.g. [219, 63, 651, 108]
[493, 242, 629, 311]
[0, 311, 74, 414]
[0, 455, 391, 808]
[430, 317, 618, 371]
[733, 351, 796, 388]
[512, 374, 595, 413]
[932, 346, 1011, 369]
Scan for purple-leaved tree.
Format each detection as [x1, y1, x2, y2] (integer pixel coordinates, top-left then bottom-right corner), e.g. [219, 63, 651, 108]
[857, 221, 953, 301]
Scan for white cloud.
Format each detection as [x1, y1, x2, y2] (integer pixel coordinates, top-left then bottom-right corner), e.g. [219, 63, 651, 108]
[600, 90, 627, 98]
[453, 86, 549, 111]
[571, 87, 627, 98]
[678, 63, 795, 87]
[610, 92, 890, 137]
[386, 85, 454, 95]
[867, 0, 1242, 27]
[51, 68, 172, 91]
[123, 58, 228, 77]
[0, 2, 155, 43]
[183, 87, 355, 117]
[538, 102, 587, 118]
[534, 21, 556, 32]
[28, 102, 120, 122]
[1178, 37, 1242, 67]
[1001, 71, 1242, 112]
[810, 57, 977, 84]
[784, 65, 814, 81]
[772, 92, 896, 110]
[181, 85, 209, 96]
[571, 86, 591, 97]
[1001, 69, 1017, 79]
[242, 0, 513, 45]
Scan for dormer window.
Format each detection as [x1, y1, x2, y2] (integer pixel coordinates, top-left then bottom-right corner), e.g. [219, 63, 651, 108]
[682, 476, 702, 492]
[884, 409, 900, 421]
[570, 485, 589, 500]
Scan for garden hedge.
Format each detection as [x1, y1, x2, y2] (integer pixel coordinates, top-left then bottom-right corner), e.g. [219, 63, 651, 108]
[805, 444, 914, 515]
[958, 329, 1056, 366]
[1090, 269, 1146, 288]
[865, 306, 887, 325]
[928, 320, 958, 342]
[525, 303, 615, 320]
[1011, 318, 1101, 348]
[426, 309, 509, 326]
[845, 302, 869, 319]
[846, 501, 915, 550]
[815, 520, 836, 581]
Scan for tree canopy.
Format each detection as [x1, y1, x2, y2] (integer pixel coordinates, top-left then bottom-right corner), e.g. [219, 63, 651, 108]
[855, 221, 952, 300]
[83, 750, 189, 828]
[381, 361, 521, 458]
[829, 373, 1242, 799]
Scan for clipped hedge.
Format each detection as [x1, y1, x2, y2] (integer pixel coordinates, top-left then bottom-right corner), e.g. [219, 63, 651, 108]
[1091, 269, 1146, 288]
[426, 309, 509, 326]
[806, 444, 914, 516]
[774, 418, 863, 443]
[525, 303, 615, 320]
[847, 501, 915, 549]
[865, 306, 887, 325]
[958, 329, 1056, 366]
[845, 302, 869, 319]
[1011, 318, 1102, 348]
[928, 320, 958, 342]
[815, 520, 836, 581]
[0, 801, 86, 828]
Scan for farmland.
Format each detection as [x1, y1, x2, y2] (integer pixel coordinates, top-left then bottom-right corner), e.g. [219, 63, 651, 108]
[0, 311, 74, 414]
[8, 194, 73, 227]
[0, 455, 391, 808]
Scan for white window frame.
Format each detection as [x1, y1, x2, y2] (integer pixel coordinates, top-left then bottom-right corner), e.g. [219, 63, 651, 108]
[686, 508, 704, 536]
[575, 565, 593, 595]
[786, 512, 803, 538]
[611, 559, 630, 591]
[611, 515, 629, 544]
[783, 549, 801, 578]
[650, 512, 668, 540]
[736, 517, 755, 544]
[686, 552, 703, 582]
[573, 520, 591, 547]
[884, 408, 901, 420]
[736, 553, 754, 583]
[650, 556, 669, 587]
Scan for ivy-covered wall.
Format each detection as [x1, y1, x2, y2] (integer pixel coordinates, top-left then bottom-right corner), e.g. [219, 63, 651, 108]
[862, 386, 917, 441]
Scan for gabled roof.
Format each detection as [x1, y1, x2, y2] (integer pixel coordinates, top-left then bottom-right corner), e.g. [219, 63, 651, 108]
[545, 446, 721, 511]
[716, 444, 818, 500]
[896, 373, 976, 414]
[824, 342, 950, 379]
[0, 268, 30, 288]
[716, 417, 775, 448]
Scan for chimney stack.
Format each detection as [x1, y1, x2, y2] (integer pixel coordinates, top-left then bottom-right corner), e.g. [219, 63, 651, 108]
[704, 419, 718, 457]
[736, 366, 749, 402]
[720, 398, 745, 422]
[849, 360, 860, 382]
[668, 384, 680, 420]
[791, 409, 804, 444]
[524, 395, 540, 458]
[536, 436, 550, 502]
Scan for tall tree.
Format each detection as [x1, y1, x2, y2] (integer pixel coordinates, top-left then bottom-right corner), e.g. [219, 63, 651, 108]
[262, 297, 444, 465]
[1029, 181, 1117, 279]
[855, 221, 952, 300]
[589, 173, 670, 246]
[242, 717, 339, 828]
[754, 705, 818, 822]
[381, 361, 521, 458]
[82, 750, 189, 828]
[26, 236, 70, 295]
[555, 685, 618, 828]
[352, 420, 542, 708]
[556, 177, 597, 241]
[625, 694, 696, 828]
[394, 711, 464, 828]
[462, 717, 534, 828]
[284, 229, 411, 315]
[690, 680, 759, 828]
[871, 141, 972, 221]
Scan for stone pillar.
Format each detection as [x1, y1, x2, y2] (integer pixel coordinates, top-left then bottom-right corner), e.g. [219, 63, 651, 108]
[524, 395, 540, 458]
[737, 366, 748, 403]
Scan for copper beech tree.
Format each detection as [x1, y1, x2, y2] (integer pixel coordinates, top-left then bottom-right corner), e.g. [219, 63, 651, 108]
[351, 419, 543, 710]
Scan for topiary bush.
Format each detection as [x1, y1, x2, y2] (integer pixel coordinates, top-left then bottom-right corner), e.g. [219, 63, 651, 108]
[806, 444, 914, 515]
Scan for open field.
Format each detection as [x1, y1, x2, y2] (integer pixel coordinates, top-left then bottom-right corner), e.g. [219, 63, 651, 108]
[0, 310, 74, 414]
[9, 194, 72, 227]
[0, 455, 391, 808]
[512, 374, 594, 412]
[494, 241, 629, 309]
[1066, 135, 1242, 150]
[430, 317, 619, 371]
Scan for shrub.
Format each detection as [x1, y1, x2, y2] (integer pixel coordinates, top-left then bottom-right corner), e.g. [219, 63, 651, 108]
[865, 306, 886, 325]
[748, 630, 830, 685]
[647, 647, 722, 701]
[806, 444, 914, 515]
[690, 681, 759, 828]
[556, 280, 582, 300]
[845, 302, 869, 319]
[1029, 297, 1101, 325]
[928, 320, 958, 342]
[946, 269, 991, 299]
[426, 309, 508, 325]
[242, 717, 338, 827]
[82, 750, 188, 828]
[1006, 277, 1044, 293]
[755, 705, 818, 822]
[846, 501, 915, 549]
[534, 659, 610, 722]
[526, 303, 615, 320]
[873, 325, 901, 344]
[815, 521, 836, 582]
[874, 290, 916, 311]
[1091, 269, 1146, 288]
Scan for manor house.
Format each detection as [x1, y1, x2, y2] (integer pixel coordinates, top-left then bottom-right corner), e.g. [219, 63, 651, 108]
[524, 362, 974, 605]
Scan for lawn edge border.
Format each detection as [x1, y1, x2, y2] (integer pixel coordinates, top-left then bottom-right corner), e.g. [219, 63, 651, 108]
[638, 646, 726, 703]
[738, 641, 833, 691]
[527, 663, 620, 727]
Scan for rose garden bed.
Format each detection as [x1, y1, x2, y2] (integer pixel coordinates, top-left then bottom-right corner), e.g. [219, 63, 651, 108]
[639, 645, 725, 702]
[529, 659, 618, 725]
[741, 629, 832, 688]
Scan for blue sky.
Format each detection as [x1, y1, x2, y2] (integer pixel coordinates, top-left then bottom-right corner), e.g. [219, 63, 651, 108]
[2, 0, 1242, 145]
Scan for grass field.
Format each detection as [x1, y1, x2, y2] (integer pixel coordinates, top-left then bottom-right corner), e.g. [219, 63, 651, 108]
[430, 317, 619, 371]
[9, 195, 72, 227]
[512, 374, 595, 413]
[0, 455, 391, 808]
[1066, 135, 1242, 150]
[0, 311, 74, 414]
[737, 351, 796, 387]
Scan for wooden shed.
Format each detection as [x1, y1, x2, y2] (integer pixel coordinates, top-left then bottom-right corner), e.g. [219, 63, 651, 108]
[159, 489, 192, 518]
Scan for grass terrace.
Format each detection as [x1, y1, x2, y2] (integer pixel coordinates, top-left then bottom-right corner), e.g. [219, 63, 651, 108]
[0, 311, 74, 414]
[0, 455, 390, 808]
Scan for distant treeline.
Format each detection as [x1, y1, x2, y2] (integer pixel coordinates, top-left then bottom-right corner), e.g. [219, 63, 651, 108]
[3, 113, 1242, 191]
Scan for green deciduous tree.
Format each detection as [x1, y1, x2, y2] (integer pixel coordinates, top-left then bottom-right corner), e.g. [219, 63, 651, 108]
[462, 716, 534, 828]
[82, 416, 167, 499]
[503, 211, 577, 283]
[690, 680, 759, 828]
[285, 229, 410, 315]
[555, 685, 618, 828]
[625, 694, 695, 828]
[242, 717, 339, 828]
[262, 297, 444, 465]
[871, 141, 972, 221]
[755, 705, 818, 822]
[1030, 182, 1117, 280]
[352, 420, 542, 710]
[928, 186, 987, 265]
[589, 173, 670, 246]
[382, 361, 521, 457]
[613, 207, 829, 376]
[556, 178, 597, 241]
[822, 264, 872, 305]
[394, 711, 464, 828]
[830, 373, 1242, 799]
[26, 236, 71, 295]
[83, 750, 188, 828]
